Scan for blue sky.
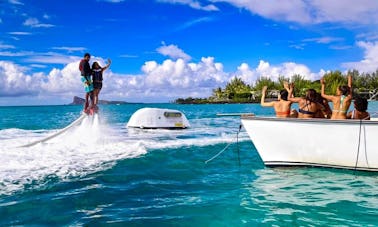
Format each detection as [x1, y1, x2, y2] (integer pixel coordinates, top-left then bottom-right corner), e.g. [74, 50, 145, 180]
[1, 0, 378, 105]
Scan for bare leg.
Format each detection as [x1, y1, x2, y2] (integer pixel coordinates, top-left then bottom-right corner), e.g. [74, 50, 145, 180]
[90, 91, 94, 108]
[93, 89, 100, 112]
[84, 93, 89, 113]
[93, 89, 98, 106]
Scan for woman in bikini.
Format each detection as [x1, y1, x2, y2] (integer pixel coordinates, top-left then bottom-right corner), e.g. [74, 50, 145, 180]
[347, 96, 370, 120]
[261, 85, 296, 118]
[314, 92, 332, 119]
[321, 75, 352, 119]
[284, 82, 319, 118]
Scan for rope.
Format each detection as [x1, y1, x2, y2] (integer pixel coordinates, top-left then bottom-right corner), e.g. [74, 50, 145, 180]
[354, 117, 371, 174]
[236, 124, 242, 166]
[205, 124, 243, 164]
[354, 119, 363, 174]
[363, 125, 369, 168]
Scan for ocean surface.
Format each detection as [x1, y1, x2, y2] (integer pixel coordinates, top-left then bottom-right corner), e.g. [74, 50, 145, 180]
[0, 103, 377, 226]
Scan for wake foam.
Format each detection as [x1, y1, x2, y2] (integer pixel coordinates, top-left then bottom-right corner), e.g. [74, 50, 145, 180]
[0, 114, 246, 195]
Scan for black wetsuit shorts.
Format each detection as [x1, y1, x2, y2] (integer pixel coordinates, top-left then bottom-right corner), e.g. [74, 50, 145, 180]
[93, 82, 102, 90]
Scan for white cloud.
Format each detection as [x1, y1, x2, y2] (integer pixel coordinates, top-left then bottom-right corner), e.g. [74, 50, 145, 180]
[177, 17, 214, 31]
[119, 54, 138, 58]
[158, 0, 219, 11]
[310, 0, 378, 24]
[25, 52, 81, 64]
[102, 0, 125, 2]
[303, 37, 344, 44]
[9, 0, 23, 5]
[30, 64, 47, 68]
[156, 43, 192, 61]
[0, 43, 15, 49]
[342, 41, 378, 72]
[216, 0, 312, 24]
[233, 60, 325, 85]
[42, 14, 50, 20]
[0, 51, 81, 65]
[0, 61, 38, 97]
[132, 57, 228, 100]
[52, 47, 87, 53]
[0, 51, 34, 57]
[217, 0, 378, 25]
[23, 17, 54, 28]
[8, 32, 32, 35]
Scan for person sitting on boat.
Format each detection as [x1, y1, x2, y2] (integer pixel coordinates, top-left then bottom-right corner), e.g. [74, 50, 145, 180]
[347, 96, 370, 120]
[314, 92, 332, 119]
[283, 82, 319, 118]
[261, 85, 297, 118]
[321, 74, 352, 119]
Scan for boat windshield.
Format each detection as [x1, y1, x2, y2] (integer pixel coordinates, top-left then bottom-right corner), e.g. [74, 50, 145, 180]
[164, 112, 182, 118]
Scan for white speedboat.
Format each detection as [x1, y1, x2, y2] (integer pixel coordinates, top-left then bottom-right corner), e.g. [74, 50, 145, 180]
[127, 108, 190, 129]
[241, 115, 378, 171]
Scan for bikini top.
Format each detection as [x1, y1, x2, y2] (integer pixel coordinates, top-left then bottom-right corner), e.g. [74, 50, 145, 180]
[299, 101, 315, 115]
[333, 95, 347, 113]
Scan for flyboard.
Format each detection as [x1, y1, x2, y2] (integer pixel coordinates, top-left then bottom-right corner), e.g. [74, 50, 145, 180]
[20, 107, 98, 148]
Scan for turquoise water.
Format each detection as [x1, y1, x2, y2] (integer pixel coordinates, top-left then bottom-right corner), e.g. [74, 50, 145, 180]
[0, 103, 377, 226]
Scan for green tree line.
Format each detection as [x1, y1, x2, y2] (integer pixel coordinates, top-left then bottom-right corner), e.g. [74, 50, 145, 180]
[175, 70, 378, 104]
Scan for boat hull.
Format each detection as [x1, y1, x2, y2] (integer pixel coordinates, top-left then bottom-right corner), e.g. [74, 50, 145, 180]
[241, 116, 378, 171]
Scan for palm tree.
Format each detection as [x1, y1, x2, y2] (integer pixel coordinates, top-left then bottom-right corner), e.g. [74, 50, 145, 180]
[322, 71, 347, 95]
[224, 77, 251, 99]
[290, 74, 312, 97]
[212, 87, 224, 100]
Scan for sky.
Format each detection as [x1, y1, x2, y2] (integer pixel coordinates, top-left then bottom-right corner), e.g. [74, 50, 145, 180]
[1, 0, 378, 105]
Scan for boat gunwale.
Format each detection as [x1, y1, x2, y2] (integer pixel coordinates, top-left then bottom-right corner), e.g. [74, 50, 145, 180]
[241, 115, 378, 125]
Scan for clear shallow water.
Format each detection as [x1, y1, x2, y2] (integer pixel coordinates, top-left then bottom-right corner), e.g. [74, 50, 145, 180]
[0, 103, 377, 226]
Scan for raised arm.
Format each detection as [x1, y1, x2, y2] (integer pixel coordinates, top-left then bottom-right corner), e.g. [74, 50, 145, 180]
[284, 82, 301, 102]
[320, 77, 334, 101]
[347, 74, 353, 97]
[102, 58, 112, 71]
[260, 86, 274, 107]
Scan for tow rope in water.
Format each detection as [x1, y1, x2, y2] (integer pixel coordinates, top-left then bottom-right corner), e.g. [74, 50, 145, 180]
[205, 124, 243, 164]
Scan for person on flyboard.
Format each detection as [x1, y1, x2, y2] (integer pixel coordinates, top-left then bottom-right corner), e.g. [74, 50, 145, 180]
[91, 59, 112, 113]
[79, 53, 94, 114]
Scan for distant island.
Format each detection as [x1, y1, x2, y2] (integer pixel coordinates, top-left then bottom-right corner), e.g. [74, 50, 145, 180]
[69, 96, 128, 105]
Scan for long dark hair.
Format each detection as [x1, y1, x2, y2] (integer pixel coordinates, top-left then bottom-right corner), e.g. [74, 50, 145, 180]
[305, 89, 317, 102]
[338, 85, 350, 96]
[91, 62, 101, 69]
[280, 90, 288, 101]
[354, 96, 368, 112]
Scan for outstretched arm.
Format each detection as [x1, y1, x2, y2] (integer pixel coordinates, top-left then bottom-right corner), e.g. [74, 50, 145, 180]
[284, 82, 300, 102]
[348, 74, 353, 98]
[261, 86, 274, 107]
[102, 58, 112, 71]
[321, 77, 333, 101]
